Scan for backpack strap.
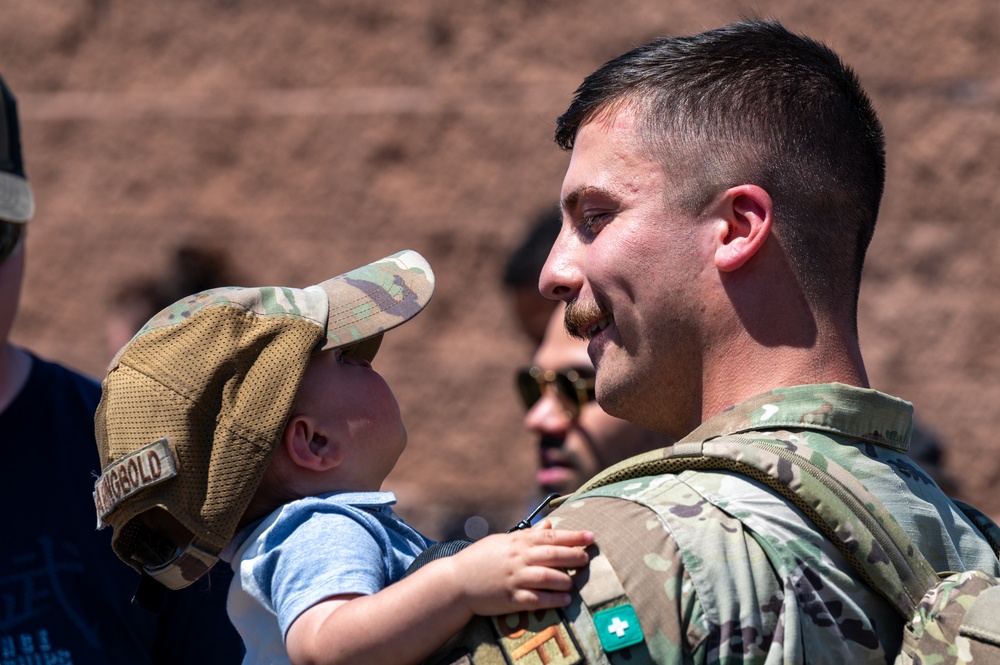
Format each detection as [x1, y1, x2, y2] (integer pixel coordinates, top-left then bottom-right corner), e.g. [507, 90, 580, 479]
[553, 437, 940, 619]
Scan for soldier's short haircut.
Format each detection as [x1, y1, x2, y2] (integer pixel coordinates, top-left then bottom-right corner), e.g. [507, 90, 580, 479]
[555, 19, 885, 327]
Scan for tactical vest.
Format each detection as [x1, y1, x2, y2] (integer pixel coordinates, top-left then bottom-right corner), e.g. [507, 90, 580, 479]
[423, 437, 1000, 664]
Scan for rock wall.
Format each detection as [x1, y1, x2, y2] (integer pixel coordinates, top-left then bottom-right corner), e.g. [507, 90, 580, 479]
[5, 0, 1000, 536]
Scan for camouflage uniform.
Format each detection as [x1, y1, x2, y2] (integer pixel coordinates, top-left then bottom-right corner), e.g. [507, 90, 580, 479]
[434, 384, 1000, 665]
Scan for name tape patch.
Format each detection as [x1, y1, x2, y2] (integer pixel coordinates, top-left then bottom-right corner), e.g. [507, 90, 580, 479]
[94, 437, 178, 526]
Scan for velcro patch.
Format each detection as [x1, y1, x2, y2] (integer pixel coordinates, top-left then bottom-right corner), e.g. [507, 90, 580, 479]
[94, 437, 178, 526]
[592, 604, 644, 653]
[491, 608, 582, 665]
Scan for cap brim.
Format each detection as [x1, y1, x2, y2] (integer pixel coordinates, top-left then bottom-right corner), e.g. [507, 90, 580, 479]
[0, 172, 33, 224]
[338, 335, 383, 362]
[315, 249, 435, 359]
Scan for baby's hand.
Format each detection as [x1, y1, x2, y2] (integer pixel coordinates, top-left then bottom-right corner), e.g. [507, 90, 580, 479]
[447, 519, 593, 617]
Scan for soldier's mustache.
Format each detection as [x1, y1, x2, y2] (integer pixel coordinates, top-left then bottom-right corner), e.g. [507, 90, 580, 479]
[564, 301, 608, 341]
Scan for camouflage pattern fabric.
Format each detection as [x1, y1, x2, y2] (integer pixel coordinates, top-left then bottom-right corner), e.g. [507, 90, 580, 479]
[898, 570, 1000, 664]
[561, 438, 1000, 665]
[426, 384, 1000, 664]
[115, 249, 434, 366]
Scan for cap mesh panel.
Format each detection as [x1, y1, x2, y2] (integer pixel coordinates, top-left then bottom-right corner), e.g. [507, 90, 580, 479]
[95, 306, 323, 572]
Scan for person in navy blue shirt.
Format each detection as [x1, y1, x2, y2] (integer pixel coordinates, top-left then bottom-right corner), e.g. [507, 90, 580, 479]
[0, 71, 243, 664]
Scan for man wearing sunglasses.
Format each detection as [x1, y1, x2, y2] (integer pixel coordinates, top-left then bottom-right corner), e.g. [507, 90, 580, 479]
[0, 73, 243, 663]
[516, 302, 671, 499]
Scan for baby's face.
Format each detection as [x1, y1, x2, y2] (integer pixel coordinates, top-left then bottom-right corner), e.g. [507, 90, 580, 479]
[295, 348, 407, 488]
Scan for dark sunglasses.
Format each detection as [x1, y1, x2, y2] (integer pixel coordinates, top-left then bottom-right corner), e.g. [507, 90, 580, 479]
[0, 221, 24, 264]
[516, 365, 597, 414]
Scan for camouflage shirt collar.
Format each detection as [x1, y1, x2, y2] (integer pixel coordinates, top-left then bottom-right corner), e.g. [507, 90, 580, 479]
[679, 383, 914, 452]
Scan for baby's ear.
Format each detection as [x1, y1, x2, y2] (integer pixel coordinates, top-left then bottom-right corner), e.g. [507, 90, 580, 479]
[282, 415, 344, 472]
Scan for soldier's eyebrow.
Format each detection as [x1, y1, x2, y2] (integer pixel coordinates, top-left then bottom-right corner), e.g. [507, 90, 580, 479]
[561, 185, 612, 218]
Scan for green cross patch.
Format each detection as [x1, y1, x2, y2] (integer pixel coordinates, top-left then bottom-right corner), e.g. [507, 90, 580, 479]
[592, 603, 643, 653]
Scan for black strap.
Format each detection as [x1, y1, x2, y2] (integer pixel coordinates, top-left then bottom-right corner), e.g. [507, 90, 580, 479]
[402, 539, 473, 578]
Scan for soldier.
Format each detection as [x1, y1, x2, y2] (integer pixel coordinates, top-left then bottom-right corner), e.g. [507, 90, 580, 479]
[428, 19, 1000, 664]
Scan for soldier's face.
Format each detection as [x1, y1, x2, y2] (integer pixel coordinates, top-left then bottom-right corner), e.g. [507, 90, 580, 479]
[541, 108, 714, 437]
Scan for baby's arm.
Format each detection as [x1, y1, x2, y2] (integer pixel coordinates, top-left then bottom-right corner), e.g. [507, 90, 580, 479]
[285, 520, 592, 665]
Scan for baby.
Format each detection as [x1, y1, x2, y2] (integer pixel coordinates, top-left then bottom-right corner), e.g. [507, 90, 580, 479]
[93, 250, 591, 665]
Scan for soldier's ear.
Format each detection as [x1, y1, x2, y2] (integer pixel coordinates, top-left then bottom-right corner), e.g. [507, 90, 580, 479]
[712, 185, 773, 273]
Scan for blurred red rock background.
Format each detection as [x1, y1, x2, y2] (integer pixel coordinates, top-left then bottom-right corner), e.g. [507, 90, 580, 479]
[4, 1, 1000, 536]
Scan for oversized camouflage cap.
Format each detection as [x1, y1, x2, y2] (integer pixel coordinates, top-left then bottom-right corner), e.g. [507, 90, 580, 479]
[0, 73, 34, 224]
[93, 249, 434, 589]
